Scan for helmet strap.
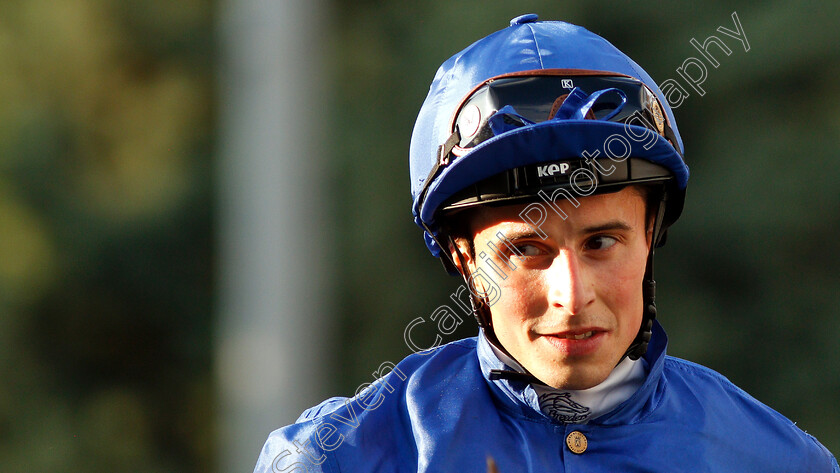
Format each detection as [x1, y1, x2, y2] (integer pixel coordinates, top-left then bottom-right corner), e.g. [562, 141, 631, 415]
[450, 237, 545, 385]
[624, 194, 667, 360]
[447, 235, 494, 330]
[417, 218, 496, 332]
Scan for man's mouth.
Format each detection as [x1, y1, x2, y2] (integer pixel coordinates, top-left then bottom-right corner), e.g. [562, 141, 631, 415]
[541, 330, 604, 356]
[557, 331, 595, 340]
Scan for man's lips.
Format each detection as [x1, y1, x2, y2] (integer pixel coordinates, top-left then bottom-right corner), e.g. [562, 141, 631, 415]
[538, 328, 604, 339]
[538, 329, 606, 355]
[554, 330, 595, 340]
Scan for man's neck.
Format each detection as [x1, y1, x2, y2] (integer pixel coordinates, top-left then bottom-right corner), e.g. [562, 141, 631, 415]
[486, 333, 648, 423]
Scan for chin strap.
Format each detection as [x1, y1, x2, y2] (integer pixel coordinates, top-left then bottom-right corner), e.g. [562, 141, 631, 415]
[624, 192, 668, 361]
[446, 235, 550, 385]
[625, 269, 656, 361]
[449, 237, 551, 385]
[488, 368, 547, 386]
[449, 236, 493, 330]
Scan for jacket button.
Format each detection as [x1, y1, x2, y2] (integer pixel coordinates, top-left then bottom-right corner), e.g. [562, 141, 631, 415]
[566, 431, 588, 454]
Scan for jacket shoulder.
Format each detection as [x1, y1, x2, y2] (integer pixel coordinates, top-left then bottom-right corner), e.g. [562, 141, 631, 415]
[253, 338, 480, 473]
[663, 355, 789, 423]
[662, 355, 838, 471]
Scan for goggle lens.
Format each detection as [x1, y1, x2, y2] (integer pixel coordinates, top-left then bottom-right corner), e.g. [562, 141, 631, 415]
[450, 74, 671, 154]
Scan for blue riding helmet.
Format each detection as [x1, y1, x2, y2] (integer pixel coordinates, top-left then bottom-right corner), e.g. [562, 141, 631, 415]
[409, 14, 689, 258]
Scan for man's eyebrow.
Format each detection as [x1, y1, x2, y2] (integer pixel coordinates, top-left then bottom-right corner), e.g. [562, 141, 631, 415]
[493, 221, 634, 240]
[581, 221, 633, 234]
[493, 227, 544, 240]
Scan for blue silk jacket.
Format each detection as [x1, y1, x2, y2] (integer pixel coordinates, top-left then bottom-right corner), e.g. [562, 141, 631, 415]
[254, 322, 838, 472]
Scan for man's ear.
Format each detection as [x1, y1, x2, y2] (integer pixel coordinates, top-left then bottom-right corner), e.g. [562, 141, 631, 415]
[645, 218, 655, 249]
[448, 236, 476, 276]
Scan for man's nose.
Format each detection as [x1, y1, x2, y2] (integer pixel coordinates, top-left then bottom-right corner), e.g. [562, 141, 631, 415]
[546, 250, 595, 314]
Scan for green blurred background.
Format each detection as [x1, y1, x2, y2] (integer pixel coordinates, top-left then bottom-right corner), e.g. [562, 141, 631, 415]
[0, 0, 838, 471]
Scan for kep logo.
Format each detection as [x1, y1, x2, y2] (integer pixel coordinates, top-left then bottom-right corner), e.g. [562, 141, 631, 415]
[536, 162, 571, 178]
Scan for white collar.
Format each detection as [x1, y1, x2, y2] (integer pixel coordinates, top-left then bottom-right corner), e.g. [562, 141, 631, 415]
[488, 337, 648, 423]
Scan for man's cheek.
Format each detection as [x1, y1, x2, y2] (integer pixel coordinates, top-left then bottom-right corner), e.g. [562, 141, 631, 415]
[500, 292, 542, 323]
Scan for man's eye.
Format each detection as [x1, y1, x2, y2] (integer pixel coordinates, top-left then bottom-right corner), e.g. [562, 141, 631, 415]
[514, 244, 543, 257]
[585, 235, 617, 251]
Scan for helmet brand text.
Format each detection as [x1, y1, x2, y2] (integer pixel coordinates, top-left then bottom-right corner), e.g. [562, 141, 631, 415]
[536, 162, 571, 178]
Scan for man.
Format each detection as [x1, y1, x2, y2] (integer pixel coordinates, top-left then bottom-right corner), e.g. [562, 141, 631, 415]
[255, 15, 838, 472]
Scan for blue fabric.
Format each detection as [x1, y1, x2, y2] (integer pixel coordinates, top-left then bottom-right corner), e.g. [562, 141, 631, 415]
[254, 322, 838, 472]
[551, 87, 626, 121]
[409, 17, 690, 237]
[418, 120, 687, 226]
[487, 105, 536, 136]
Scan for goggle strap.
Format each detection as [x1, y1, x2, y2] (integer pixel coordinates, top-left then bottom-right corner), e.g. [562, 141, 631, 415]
[415, 127, 462, 224]
[438, 127, 461, 166]
[488, 105, 535, 136]
[551, 87, 626, 121]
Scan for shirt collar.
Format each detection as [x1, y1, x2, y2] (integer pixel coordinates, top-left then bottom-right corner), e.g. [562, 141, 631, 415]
[476, 321, 669, 424]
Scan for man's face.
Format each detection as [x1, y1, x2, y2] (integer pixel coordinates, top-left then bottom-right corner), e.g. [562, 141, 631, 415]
[457, 187, 651, 390]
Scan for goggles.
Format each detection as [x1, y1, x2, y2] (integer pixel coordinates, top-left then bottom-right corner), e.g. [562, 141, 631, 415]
[414, 70, 685, 236]
[438, 70, 678, 162]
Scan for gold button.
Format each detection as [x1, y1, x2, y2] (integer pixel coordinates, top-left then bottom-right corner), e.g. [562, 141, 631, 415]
[566, 431, 588, 454]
